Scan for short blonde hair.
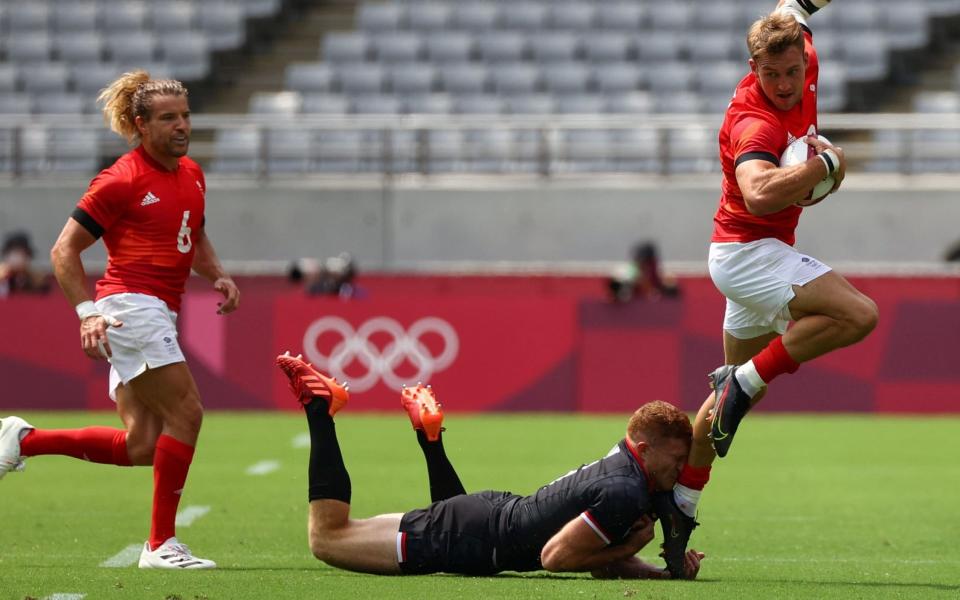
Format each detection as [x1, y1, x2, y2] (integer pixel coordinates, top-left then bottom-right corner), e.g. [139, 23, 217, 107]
[626, 401, 692, 446]
[746, 11, 805, 62]
[97, 70, 188, 144]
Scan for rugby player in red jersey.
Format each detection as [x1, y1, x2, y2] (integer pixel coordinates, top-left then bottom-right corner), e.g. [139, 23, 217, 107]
[652, 0, 879, 574]
[275, 353, 705, 579]
[0, 71, 239, 569]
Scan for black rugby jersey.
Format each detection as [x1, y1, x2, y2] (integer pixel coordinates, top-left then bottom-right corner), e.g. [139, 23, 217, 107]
[489, 438, 654, 572]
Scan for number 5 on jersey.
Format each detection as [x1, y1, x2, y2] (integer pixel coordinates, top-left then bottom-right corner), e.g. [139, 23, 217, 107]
[177, 210, 192, 253]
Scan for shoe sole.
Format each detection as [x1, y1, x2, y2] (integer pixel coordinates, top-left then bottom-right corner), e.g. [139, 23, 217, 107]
[276, 354, 349, 416]
[401, 384, 444, 441]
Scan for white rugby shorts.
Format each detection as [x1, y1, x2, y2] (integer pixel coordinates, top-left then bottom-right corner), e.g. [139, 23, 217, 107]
[96, 293, 186, 401]
[708, 239, 832, 339]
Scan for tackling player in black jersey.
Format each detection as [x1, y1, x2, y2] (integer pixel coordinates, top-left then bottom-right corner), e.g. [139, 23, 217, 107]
[276, 353, 705, 580]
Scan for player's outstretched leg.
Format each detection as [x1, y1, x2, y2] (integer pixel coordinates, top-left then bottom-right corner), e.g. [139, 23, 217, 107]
[652, 491, 699, 579]
[0, 416, 33, 479]
[401, 383, 465, 502]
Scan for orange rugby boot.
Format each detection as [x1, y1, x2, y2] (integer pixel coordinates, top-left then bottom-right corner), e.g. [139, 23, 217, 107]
[276, 352, 349, 416]
[401, 383, 444, 442]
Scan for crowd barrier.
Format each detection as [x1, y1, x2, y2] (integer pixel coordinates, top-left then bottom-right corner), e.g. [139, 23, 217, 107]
[2, 274, 958, 413]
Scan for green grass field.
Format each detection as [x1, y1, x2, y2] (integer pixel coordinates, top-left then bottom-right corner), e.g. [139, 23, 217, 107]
[1, 412, 958, 600]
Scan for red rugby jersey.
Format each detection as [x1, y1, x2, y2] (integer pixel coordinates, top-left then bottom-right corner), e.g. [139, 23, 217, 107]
[73, 145, 206, 312]
[712, 29, 820, 246]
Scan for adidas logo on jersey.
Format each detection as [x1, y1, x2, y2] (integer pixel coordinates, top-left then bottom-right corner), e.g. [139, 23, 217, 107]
[141, 192, 160, 206]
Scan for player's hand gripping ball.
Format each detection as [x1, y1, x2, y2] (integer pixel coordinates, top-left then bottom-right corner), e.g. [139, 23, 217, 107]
[780, 134, 835, 207]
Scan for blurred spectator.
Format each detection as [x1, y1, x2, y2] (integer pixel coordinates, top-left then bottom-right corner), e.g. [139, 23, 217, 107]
[607, 241, 680, 303]
[0, 231, 51, 297]
[289, 252, 358, 298]
[945, 239, 960, 262]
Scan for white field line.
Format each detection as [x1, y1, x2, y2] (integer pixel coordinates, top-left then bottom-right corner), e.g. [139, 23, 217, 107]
[638, 554, 960, 566]
[45, 595, 86, 600]
[100, 505, 213, 568]
[175, 505, 211, 527]
[246, 460, 281, 476]
[100, 544, 142, 568]
[292, 432, 311, 448]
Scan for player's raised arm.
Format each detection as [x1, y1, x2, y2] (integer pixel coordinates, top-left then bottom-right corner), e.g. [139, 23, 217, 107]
[541, 514, 655, 573]
[191, 226, 239, 314]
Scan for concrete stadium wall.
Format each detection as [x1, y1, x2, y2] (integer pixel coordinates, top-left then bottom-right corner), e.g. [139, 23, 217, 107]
[2, 177, 958, 268]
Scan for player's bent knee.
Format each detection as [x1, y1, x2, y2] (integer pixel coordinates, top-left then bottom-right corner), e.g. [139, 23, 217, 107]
[849, 297, 879, 342]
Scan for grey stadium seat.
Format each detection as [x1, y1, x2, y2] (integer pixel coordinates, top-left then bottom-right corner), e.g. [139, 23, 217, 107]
[582, 33, 634, 62]
[0, 93, 33, 115]
[314, 130, 367, 173]
[557, 129, 613, 173]
[841, 34, 889, 81]
[654, 91, 704, 113]
[647, 62, 696, 94]
[490, 63, 541, 95]
[198, 3, 246, 51]
[49, 127, 99, 173]
[388, 63, 437, 95]
[424, 129, 464, 173]
[17, 125, 48, 173]
[816, 63, 848, 112]
[504, 93, 556, 114]
[686, 33, 740, 62]
[502, 2, 548, 30]
[696, 61, 743, 96]
[322, 32, 370, 63]
[55, 32, 105, 64]
[285, 63, 336, 94]
[151, 2, 197, 35]
[594, 62, 645, 93]
[265, 128, 313, 174]
[667, 128, 718, 174]
[605, 91, 654, 114]
[71, 63, 123, 96]
[249, 91, 302, 115]
[838, 1, 881, 33]
[556, 94, 605, 114]
[0, 65, 18, 93]
[452, 4, 500, 31]
[337, 62, 384, 94]
[403, 93, 453, 114]
[242, 0, 283, 19]
[461, 129, 513, 173]
[20, 63, 70, 94]
[649, 2, 694, 31]
[53, 2, 99, 33]
[636, 33, 685, 62]
[372, 32, 425, 63]
[692, 5, 742, 33]
[883, 5, 930, 50]
[5, 34, 54, 64]
[453, 94, 503, 114]
[7, 2, 51, 32]
[357, 3, 404, 31]
[477, 32, 529, 62]
[102, 1, 149, 32]
[596, 3, 646, 31]
[350, 94, 402, 115]
[211, 128, 262, 175]
[160, 33, 211, 81]
[34, 92, 86, 115]
[301, 93, 350, 114]
[549, 3, 596, 30]
[439, 63, 489, 94]
[425, 32, 475, 63]
[542, 62, 591, 94]
[407, 2, 453, 31]
[530, 32, 582, 63]
[611, 128, 661, 172]
[106, 32, 158, 65]
[913, 91, 960, 113]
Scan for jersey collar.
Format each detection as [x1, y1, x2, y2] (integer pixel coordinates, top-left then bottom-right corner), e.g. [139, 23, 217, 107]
[135, 144, 180, 173]
[623, 437, 655, 493]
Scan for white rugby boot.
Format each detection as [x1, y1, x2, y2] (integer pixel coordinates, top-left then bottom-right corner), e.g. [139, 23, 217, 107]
[138, 537, 217, 569]
[0, 416, 33, 479]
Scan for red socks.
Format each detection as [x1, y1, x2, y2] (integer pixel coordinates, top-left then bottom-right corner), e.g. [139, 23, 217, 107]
[678, 464, 711, 491]
[20, 427, 132, 466]
[150, 435, 195, 550]
[752, 336, 800, 384]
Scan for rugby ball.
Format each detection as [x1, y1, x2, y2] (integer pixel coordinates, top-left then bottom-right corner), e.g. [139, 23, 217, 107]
[780, 134, 835, 207]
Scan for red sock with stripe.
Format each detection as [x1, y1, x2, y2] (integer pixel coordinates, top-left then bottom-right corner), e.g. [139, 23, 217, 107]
[150, 435, 195, 550]
[674, 464, 711, 518]
[20, 427, 132, 466]
[752, 336, 801, 383]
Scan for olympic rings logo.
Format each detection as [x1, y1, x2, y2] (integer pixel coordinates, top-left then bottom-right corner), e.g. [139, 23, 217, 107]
[302, 316, 459, 392]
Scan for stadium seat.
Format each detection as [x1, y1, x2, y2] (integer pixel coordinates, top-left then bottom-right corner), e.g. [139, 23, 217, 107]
[33, 92, 85, 115]
[653, 91, 703, 113]
[160, 32, 211, 81]
[530, 32, 581, 63]
[151, 2, 197, 35]
[647, 62, 696, 94]
[594, 62, 645, 93]
[52, 2, 99, 33]
[542, 62, 591, 94]
[841, 34, 889, 81]
[451, 3, 500, 31]
[557, 129, 613, 172]
[249, 91, 302, 115]
[372, 32, 425, 63]
[453, 94, 503, 114]
[314, 130, 368, 173]
[7, 2, 51, 32]
[883, 5, 930, 50]
[357, 3, 404, 31]
[648, 2, 694, 31]
[210, 127, 262, 175]
[337, 62, 385, 94]
[407, 2, 453, 31]
[20, 62, 70, 94]
[605, 91, 655, 114]
[556, 94, 605, 114]
[265, 128, 313, 174]
[285, 63, 336, 94]
[595, 2, 646, 31]
[424, 129, 464, 173]
[635, 33, 685, 63]
[350, 94, 402, 115]
[402, 93, 453, 114]
[106, 32, 158, 65]
[0, 93, 33, 115]
[322, 32, 370, 63]
[504, 93, 556, 115]
[461, 129, 513, 173]
[696, 61, 743, 96]
[439, 63, 489, 94]
[0, 65, 18, 93]
[913, 91, 960, 113]
[49, 127, 99, 173]
[71, 62, 124, 97]
[686, 33, 740, 62]
[301, 93, 349, 114]
[242, 0, 283, 19]
[388, 62, 437, 95]
[692, 5, 742, 33]
[908, 129, 960, 173]
[502, 3, 548, 31]
[424, 32, 475, 63]
[838, 1, 881, 33]
[612, 127, 662, 172]
[101, 1, 149, 32]
[549, 3, 596, 31]
[198, 3, 246, 51]
[817, 63, 848, 112]
[490, 63, 541, 95]
[54, 32, 105, 64]
[477, 32, 529, 63]
[667, 128, 718, 173]
[18, 124, 48, 173]
[582, 33, 633, 63]
[5, 34, 55, 64]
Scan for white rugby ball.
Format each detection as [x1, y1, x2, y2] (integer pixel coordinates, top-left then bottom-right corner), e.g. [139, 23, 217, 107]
[780, 134, 835, 207]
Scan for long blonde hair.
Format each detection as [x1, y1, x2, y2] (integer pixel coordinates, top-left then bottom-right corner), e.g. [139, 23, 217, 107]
[97, 70, 188, 144]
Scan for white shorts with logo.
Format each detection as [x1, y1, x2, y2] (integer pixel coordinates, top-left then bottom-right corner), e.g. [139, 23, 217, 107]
[97, 293, 186, 401]
[708, 239, 832, 339]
